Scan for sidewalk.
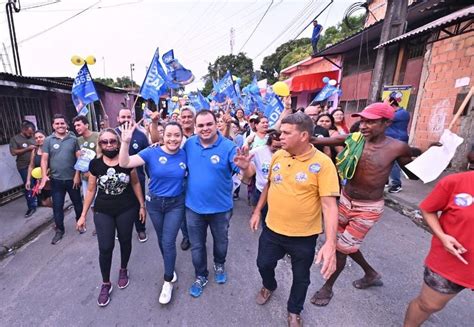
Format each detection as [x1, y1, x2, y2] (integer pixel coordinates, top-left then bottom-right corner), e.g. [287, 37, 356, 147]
[384, 172, 450, 229]
[0, 196, 71, 257]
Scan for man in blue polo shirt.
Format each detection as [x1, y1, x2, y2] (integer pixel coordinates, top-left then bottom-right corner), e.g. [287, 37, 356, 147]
[115, 108, 150, 242]
[184, 109, 239, 298]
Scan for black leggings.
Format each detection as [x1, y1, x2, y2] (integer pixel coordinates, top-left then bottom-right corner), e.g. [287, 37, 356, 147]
[94, 206, 137, 283]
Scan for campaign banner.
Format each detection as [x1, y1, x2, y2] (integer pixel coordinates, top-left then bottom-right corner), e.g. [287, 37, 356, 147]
[140, 49, 168, 104]
[264, 93, 284, 127]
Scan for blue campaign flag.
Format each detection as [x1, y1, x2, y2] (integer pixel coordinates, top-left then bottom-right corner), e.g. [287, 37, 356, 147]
[210, 77, 226, 102]
[313, 84, 337, 102]
[217, 71, 238, 100]
[71, 64, 99, 115]
[190, 91, 210, 111]
[162, 49, 195, 86]
[140, 49, 169, 104]
[264, 93, 284, 127]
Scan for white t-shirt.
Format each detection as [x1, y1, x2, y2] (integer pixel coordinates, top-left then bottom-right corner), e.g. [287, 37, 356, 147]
[250, 145, 273, 192]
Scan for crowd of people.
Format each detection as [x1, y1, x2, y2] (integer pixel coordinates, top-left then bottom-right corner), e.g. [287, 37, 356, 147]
[8, 94, 473, 327]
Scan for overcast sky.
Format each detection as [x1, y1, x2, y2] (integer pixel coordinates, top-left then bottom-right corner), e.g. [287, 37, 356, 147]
[0, 0, 351, 90]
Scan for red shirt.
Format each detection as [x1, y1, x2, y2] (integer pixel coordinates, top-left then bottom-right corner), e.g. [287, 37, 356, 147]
[420, 171, 474, 289]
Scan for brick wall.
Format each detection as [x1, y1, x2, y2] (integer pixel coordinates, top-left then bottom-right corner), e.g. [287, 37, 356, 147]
[411, 30, 474, 157]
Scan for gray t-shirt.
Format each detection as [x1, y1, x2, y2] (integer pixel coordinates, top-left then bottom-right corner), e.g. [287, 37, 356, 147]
[9, 134, 35, 169]
[43, 133, 79, 180]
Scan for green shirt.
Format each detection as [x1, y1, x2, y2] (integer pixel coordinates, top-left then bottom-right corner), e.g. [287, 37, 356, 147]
[43, 133, 80, 180]
[77, 132, 99, 180]
[9, 134, 35, 169]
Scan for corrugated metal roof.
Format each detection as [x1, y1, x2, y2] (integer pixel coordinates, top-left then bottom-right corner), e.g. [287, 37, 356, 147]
[375, 5, 474, 49]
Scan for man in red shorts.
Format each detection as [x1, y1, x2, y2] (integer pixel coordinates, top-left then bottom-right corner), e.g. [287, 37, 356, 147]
[403, 170, 473, 326]
[309, 102, 419, 306]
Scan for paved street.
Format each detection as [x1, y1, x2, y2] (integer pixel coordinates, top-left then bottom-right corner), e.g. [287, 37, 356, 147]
[0, 196, 471, 327]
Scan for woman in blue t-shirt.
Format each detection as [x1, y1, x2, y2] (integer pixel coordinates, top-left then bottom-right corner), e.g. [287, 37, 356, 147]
[119, 121, 187, 305]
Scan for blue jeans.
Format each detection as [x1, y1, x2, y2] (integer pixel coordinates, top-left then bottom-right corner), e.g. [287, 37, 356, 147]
[146, 194, 185, 282]
[50, 179, 83, 232]
[134, 180, 146, 233]
[390, 162, 402, 187]
[251, 188, 268, 228]
[186, 208, 232, 278]
[18, 168, 37, 210]
[257, 226, 318, 314]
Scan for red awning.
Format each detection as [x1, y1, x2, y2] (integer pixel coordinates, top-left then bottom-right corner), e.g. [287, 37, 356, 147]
[285, 71, 339, 93]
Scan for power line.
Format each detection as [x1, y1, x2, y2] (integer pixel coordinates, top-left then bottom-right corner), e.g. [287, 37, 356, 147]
[15, 1, 101, 46]
[238, 0, 274, 53]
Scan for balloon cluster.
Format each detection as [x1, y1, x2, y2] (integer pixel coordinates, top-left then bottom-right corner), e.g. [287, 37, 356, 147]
[71, 55, 97, 66]
[322, 76, 337, 86]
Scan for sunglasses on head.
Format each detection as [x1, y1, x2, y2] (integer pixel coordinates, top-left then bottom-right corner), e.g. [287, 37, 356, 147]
[99, 139, 118, 145]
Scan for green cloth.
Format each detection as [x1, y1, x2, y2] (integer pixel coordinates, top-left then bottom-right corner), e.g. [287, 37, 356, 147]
[9, 134, 35, 169]
[336, 132, 365, 180]
[43, 134, 79, 180]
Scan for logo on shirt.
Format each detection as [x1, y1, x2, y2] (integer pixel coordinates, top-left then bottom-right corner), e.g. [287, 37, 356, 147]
[179, 162, 187, 170]
[107, 168, 116, 176]
[53, 143, 60, 150]
[295, 172, 308, 183]
[273, 174, 283, 184]
[89, 142, 95, 149]
[454, 193, 473, 207]
[22, 143, 27, 148]
[83, 141, 89, 148]
[132, 143, 139, 150]
[272, 163, 281, 172]
[210, 155, 220, 164]
[261, 163, 270, 175]
[159, 156, 168, 164]
[309, 163, 321, 173]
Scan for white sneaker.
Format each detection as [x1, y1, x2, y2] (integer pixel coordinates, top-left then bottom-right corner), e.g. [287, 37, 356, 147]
[171, 271, 178, 283]
[159, 281, 173, 304]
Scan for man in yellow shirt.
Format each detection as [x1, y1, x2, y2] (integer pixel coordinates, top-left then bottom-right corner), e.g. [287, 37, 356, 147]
[235, 112, 339, 327]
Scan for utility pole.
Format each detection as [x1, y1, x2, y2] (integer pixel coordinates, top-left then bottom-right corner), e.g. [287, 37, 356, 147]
[6, 0, 22, 75]
[130, 63, 135, 89]
[368, 0, 408, 103]
[2, 43, 13, 73]
[102, 56, 105, 77]
[230, 27, 235, 55]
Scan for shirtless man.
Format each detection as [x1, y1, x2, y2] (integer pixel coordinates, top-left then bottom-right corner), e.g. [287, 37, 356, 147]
[309, 102, 419, 306]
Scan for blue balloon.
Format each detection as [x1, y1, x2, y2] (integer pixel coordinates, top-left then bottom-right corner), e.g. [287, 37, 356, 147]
[322, 76, 330, 83]
[242, 86, 249, 94]
[236, 77, 241, 84]
[250, 85, 260, 94]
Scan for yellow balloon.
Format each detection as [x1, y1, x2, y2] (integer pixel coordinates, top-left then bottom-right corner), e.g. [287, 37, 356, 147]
[273, 81, 290, 97]
[31, 167, 42, 179]
[183, 94, 189, 99]
[232, 75, 238, 81]
[171, 96, 179, 102]
[85, 55, 96, 65]
[71, 55, 85, 66]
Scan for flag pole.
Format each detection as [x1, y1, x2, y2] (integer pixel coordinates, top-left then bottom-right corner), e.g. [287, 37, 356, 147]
[99, 99, 109, 128]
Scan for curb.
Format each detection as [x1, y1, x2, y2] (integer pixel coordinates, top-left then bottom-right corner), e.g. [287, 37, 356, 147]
[0, 199, 72, 259]
[384, 193, 430, 233]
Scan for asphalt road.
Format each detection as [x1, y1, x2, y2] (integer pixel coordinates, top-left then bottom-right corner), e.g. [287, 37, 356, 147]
[0, 196, 471, 327]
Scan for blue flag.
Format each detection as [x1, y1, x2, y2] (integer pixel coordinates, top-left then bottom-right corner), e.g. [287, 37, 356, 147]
[217, 71, 238, 100]
[162, 49, 195, 86]
[189, 91, 210, 111]
[210, 77, 226, 102]
[313, 84, 337, 102]
[140, 49, 169, 104]
[264, 93, 284, 127]
[71, 64, 99, 116]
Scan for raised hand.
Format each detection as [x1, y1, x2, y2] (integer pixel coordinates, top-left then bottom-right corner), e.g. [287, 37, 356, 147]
[233, 147, 254, 170]
[120, 121, 138, 144]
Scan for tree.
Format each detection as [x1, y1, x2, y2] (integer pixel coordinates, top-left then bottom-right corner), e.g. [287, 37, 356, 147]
[94, 77, 115, 87]
[317, 14, 365, 51]
[115, 76, 138, 89]
[280, 44, 312, 70]
[260, 38, 311, 85]
[202, 52, 254, 95]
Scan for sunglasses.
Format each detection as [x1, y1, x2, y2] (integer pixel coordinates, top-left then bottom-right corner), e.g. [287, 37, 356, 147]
[99, 139, 118, 145]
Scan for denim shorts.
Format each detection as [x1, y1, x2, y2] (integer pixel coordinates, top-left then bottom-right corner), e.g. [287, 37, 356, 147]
[423, 266, 465, 294]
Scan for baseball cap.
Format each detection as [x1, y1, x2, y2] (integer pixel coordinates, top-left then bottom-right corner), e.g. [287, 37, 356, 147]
[249, 115, 259, 122]
[351, 102, 395, 120]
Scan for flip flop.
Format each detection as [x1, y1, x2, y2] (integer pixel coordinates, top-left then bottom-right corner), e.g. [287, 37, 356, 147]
[352, 277, 383, 289]
[310, 289, 334, 307]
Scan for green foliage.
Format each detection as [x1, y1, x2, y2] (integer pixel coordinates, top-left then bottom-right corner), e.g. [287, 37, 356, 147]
[94, 76, 138, 89]
[202, 52, 254, 96]
[280, 44, 312, 70]
[260, 38, 311, 84]
[317, 14, 365, 51]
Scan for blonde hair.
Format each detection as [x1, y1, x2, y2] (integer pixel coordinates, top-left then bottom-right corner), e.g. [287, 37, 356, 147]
[96, 128, 121, 158]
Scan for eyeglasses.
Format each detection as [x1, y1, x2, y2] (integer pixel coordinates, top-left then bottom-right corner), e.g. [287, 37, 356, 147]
[99, 139, 118, 145]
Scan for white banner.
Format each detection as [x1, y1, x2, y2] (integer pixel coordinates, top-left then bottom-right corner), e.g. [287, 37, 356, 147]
[0, 145, 23, 192]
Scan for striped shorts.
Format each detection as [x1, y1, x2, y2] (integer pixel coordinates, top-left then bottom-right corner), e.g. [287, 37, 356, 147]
[336, 191, 384, 254]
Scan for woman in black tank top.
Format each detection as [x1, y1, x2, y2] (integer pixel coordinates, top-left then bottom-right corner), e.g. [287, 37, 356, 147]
[26, 130, 52, 206]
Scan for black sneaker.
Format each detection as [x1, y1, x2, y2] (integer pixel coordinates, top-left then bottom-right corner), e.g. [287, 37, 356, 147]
[388, 185, 402, 193]
[181, 238, 190, 251]
[25, 208, 36, 218]
[51, 230, 64, 245]
[138, 231, 148, 243]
